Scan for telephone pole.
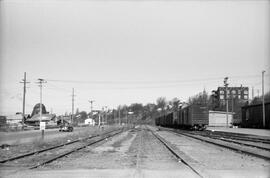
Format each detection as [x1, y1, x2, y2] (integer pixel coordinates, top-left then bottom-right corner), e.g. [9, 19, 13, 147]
[20, 72, 30, 128]
[71, 88, 75, 125]
[119, 108, 121, 125]
[104, 106, 108, 125]
[224, 77, 229, 127]
[88, 100, 95, 116]
[252, 87, 254, 100]
[37, 78, 46, 139]
[262, 71, 265, 128]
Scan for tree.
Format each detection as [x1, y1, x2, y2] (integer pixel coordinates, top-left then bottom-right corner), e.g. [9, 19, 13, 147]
[250, 91, 270, 105]
[188, 90, 209, 106]
[156, 97, 167, 110]
[169, 97, 180, 111]
[129, 103, 143, 115]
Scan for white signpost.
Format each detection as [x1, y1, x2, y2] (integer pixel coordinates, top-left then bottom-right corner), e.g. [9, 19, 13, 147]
[40, 121, 46, 140]
[40, 121, 46, 130]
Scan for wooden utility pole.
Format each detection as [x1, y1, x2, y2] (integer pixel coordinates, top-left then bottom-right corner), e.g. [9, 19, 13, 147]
[224, 77, 229, 127]
[88, 100, 95, 117]
[252, 87, 254, 100]
[20, 72, 30, 128]
[262, 71, 265, 128]
[37, 78, 46, 139]
[118, 108, 121, 125]
[71, 88, 75, 125]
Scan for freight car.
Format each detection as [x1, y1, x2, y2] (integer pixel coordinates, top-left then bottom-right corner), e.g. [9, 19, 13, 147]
[241, 102, 270, 129]
[179, 104, 208, 130]
[155, 104, 209, 130]
[155, 112, 174, 128]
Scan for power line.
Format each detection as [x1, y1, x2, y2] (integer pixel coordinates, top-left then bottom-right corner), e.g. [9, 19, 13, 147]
[45, 74, 264, 85]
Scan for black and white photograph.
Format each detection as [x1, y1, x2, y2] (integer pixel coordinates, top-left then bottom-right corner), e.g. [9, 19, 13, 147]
[0, 0, 269, 177]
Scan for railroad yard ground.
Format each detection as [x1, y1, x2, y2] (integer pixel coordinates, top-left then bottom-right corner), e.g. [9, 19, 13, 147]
[0, 125, 269, 178]
[0, 126, 104, 145]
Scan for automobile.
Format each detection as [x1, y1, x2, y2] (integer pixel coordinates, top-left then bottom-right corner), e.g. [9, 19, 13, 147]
[59, 124, 73, 132]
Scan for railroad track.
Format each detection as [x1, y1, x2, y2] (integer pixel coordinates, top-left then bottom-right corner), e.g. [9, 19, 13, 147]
[202, 130, 270, 144]
[197, 134, 270, 151]
[0, 128, 124, 169]
[146, 126, 205, 178]
[160, 127, 270, 161]
[181, 129, 270, 151]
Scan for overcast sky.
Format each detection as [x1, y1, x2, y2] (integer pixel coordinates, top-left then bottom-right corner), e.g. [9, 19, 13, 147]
[0, 0, 269, 115]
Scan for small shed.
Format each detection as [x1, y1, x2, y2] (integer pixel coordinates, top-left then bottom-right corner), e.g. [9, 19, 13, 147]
[208, 111, 234, 127]
[85, 118, 95, 126]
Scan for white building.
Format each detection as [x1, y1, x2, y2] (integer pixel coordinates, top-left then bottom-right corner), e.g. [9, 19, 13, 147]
[208, 111, 234, 127]
[84, 118, 95, 126]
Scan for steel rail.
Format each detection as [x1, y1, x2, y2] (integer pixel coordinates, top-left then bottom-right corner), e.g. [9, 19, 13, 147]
[202, 131, 270, 144]
[147, 127, 204, 178]
[171, 129, 270, 151]
[169, 129, 270, 161]
[29, 129, 124, 169]
[159, 127, 270, 152]
[201, 135, 270, 151]
[0, 129, 120, 164]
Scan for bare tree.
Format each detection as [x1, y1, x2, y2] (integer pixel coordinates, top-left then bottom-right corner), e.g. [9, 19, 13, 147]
[156, 97, 167, 110]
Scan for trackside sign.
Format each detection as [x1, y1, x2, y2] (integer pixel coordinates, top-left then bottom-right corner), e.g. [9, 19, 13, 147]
[40, 121, 46, 130]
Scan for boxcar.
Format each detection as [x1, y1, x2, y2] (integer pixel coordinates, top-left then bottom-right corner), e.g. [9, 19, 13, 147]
[178, 104, 209, 129]
[155, 104, 209, 130]
[241, 102, 270, 129]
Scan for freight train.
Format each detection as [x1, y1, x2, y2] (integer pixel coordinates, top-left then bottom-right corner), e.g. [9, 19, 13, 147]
[155, 104, 209, 130]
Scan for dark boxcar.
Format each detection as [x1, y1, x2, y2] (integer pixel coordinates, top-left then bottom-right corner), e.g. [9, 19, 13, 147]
[241, 102, 270, 129]
[166, 112, 173, 127]
[180, 104, 209, 129]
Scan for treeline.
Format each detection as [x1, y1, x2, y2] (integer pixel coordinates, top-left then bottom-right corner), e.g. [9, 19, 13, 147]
[71, 91, 270, 125]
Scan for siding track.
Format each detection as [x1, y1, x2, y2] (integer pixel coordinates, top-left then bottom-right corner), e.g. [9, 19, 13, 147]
[0, 128, 124, 169]
[160, 127, 270, 161]
[146, 126, 204, 178]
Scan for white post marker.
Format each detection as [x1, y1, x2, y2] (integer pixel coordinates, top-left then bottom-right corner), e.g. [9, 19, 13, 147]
[40, 121, 46, 139]
[40, 121, 46, 130]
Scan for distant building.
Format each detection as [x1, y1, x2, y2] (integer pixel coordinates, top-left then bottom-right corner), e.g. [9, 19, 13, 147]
[217, 86, 249, 105]
[84, 118, 95, 126]
[214, 86, 249, 124]
[26, 114, 56, 126]
[0, 116, 7, 126]
[31, 103, 48, 117]
[6, 114, 23, 125]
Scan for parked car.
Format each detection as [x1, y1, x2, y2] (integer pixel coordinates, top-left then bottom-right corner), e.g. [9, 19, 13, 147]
[59, 124, 73, 132]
